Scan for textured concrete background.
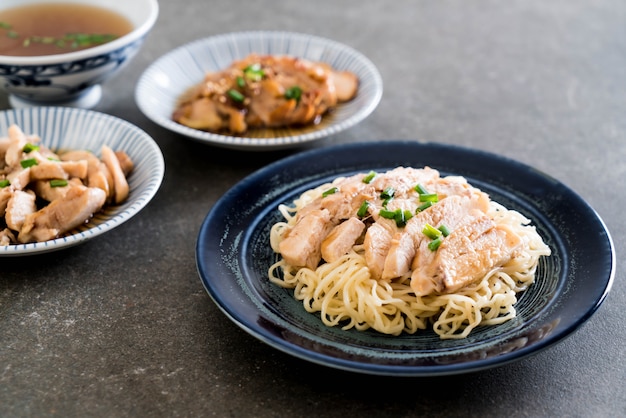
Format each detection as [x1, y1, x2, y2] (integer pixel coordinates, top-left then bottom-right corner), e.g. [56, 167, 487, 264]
[1, 1, 624, 417]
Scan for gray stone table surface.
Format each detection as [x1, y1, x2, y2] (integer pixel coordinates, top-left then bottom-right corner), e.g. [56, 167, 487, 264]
[1, 1, 624, 417]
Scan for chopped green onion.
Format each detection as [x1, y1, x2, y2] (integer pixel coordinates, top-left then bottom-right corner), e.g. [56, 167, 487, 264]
[419, 193, 439, 203]
[380, 187, 396, 206]
[285, 86, 302, 102]
[395, 211, 407, 227]
[20, 158, 38, 168]
[395, 209, 413, 227]
[245, 63, 262, 72]
[438, 224, 451, 237]
[0, 22, 18, 39]
[227, 89, 245, 102]
[379, 208, 397, 219]
[243, 63, 265, 81]
[422, 223, 442, 240]
[22, 143, 39, 153]
[236, 76, 246, 88]
[21, 33, 118, 49]
[414, 184, 429, 194]
[362, 171, 376, 184]
[357, 200, 370, 217]
[50, 179, 68, 188]
[0, 179, 10, 188]
[381, 187, 395, 199]
[416, 201, 434, 212]
[428, 236, 443, 251]
[322, 187, 339, 197]
[379, 208, 412, 227]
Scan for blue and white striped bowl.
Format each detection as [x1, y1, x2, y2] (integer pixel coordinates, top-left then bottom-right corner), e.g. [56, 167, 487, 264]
[135, 31, 383, 150]
[0, 107, 165, 256]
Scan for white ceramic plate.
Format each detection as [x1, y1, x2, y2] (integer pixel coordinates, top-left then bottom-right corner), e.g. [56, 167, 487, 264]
[135, 31, 383, 150]
[0, 107, 165, 256]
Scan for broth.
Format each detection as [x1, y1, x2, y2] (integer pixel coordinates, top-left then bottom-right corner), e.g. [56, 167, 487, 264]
[0, 3, 133, 57]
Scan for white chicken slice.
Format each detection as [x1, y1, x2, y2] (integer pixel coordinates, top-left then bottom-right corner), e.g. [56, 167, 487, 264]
[5, 189, 36, 231]
[101, 145, 129, 204]
[18, 186, 106, 243]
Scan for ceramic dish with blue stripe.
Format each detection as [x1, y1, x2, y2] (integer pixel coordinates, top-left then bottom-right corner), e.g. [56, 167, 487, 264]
[0, 107, 165, 256]
[135, 31, 383, 150]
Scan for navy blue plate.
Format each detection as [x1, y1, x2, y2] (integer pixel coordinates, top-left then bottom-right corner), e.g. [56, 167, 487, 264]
[195, 141, 615, 376]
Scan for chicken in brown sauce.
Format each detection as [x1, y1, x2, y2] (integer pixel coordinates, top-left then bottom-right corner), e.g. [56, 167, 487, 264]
[0, 124, 133, 245]
[172, 54, 359, 134]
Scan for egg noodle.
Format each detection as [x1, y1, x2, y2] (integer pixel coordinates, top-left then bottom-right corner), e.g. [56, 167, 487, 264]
[268, 178, 551, 339]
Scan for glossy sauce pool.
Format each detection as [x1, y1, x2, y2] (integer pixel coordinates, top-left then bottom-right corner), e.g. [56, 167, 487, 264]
[0, 3, 133, 56]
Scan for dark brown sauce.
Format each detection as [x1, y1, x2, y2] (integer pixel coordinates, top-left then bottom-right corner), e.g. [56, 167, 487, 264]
[0, 3, 133, 57]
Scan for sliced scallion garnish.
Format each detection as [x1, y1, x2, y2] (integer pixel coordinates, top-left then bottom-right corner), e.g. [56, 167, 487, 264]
[0, 22, 18, 39]
[396, 209, 413, 227]
[381, 187, 396, 205]
[362, 171, 376, 184]
[357, 200, 370, 217]
[416, 201, 434, 212]
[243, 63, 265, 81]
[381, 187, 395, 199]
[379, 208, 397, 219]
[22, 143, 39, 153]
[322, 187, 339, 197]
[21, 33, 117, 49]
[227, 89, 245, 103]
[414, 184, 429, 194]
[428, 236, 443, 251]
[20, 158, 38, 168]
[422, 223, 442, 240]
[50, 179, 68, 188]
[0, 179, 10, 188]
[285, 86, 302, 102]
[379, 208, 412, 227]
[438, 224, 451, 237]
[419, 193, 438, 203]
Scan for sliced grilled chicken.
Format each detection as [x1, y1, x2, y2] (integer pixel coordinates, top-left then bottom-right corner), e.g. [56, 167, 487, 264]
[321, 217, 365, 263]
[101, 145, 129, 204]
[5, 189, 36, 231]
[363, 220, 395, 280]
[61, 150, 112, 199]
[1, 124, 134, 245]
[382, 194, 488, 280]
[276, 166, 530, 296]
[411, 216, 522, 295]
[18, 185, 107, 243]
[173, 54, 359, 134]
[278, 208, 335, 269]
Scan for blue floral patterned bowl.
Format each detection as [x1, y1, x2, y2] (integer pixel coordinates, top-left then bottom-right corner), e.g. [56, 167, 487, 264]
[0, 0, 158, 108]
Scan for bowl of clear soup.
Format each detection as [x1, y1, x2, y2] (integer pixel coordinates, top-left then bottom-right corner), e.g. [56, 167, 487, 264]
[0, 0, 158, 108]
